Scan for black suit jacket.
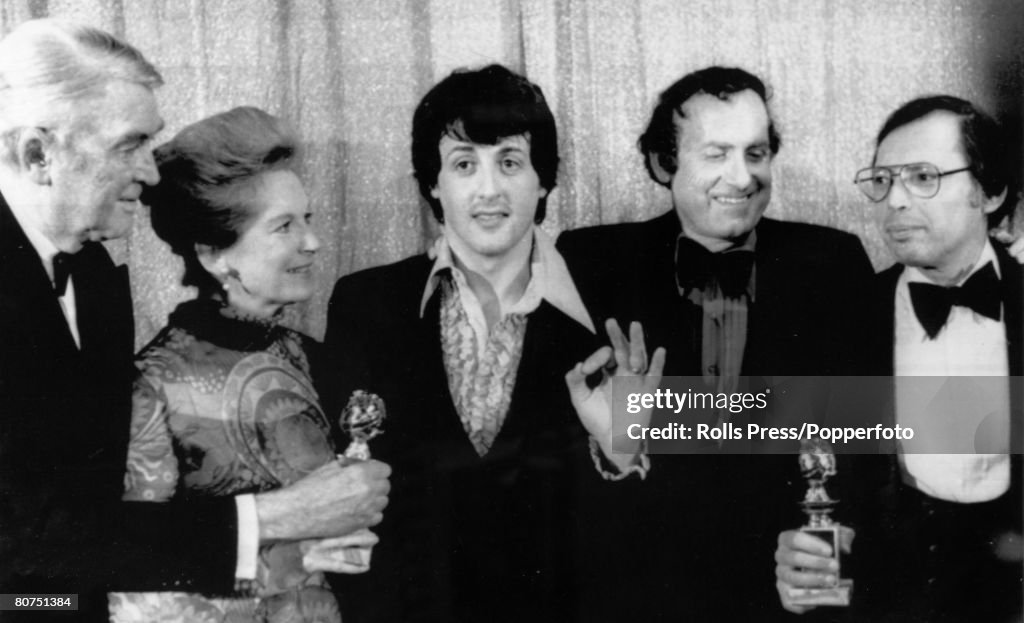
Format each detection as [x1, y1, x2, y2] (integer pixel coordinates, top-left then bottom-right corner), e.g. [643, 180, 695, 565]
[322, 254, 601, 623]
[0, 197, 238, 621]
[557, 211, 876, 622]
[838, 244, 1024, 623]
[558, 210, 875, 378]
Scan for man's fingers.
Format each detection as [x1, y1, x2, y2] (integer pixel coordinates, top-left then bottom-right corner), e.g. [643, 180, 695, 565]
[776, 564, 837, 588]
[305, 545, 374, 574]
[776, 547, 837, 572]
[992, 228, 1014, 244]
[315, 529, 380, 550]
[344, 458, 391, 481]
[838, 526, 855, 553]
[778, 530, 834, 557]
[580, 346, 613, 376]
[777, 580, 813, 614]
[644, 347, 667, 390]
[566, 347, 612, 389]
[628, 321, 647, 373]
[605, 318, 630, 369]
[1009, 236, 1024, 263]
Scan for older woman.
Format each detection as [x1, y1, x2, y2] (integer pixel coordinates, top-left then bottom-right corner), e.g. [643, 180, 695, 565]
[109, 107, 373, 623]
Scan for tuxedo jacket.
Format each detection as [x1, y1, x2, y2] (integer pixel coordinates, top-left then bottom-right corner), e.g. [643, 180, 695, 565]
[321, 254, 601, 623]
[557, 211, 876, 622]
[837, 243, 1024, 623]
[0, 197, 237, 621]
[558, 210, 876, 378]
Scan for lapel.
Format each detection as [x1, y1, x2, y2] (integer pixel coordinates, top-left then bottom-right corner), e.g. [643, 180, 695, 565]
[0, 194, 81, 357]
[634, 211, 701, 376]
[875, 263, 903, 377]
[418, 286, 480, 459]
[993, 243, 1023, 453]
[0, 191, 135, 474]
[0, 193, 133, 360]
[74, 250, 132, 358]
[747, 217, 811, 375]
[504, 300, 594, 438]
[993, 243, 1023, 375]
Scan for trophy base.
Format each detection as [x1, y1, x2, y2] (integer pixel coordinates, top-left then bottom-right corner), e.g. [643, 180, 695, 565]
[786, 579, 853, 606]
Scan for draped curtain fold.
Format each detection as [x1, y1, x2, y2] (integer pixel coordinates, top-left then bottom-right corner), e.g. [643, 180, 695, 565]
[1, 0, 1020, 343]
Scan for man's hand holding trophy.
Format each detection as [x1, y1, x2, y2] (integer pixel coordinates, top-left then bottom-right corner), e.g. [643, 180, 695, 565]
[302, 390, 387, 574]
[775, 437, 854, 613]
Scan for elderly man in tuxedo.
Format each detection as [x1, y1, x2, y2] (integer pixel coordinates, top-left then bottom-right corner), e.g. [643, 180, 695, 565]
[0, 19, 389, 621]
[775, 95, 1022, 622]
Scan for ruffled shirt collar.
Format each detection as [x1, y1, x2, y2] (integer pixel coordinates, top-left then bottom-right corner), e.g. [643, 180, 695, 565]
[419, 226, 596, 335]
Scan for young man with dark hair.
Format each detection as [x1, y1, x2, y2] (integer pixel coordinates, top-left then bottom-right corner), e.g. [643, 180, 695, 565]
[323, 64, 661, 623]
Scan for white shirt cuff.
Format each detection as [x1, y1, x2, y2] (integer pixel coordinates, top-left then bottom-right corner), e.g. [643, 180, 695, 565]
[235, 494, 259, 580]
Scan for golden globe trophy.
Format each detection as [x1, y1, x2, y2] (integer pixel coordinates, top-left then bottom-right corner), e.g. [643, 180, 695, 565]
[338, 390, 386, 462]
[788, 437, 853, 606]
[336, 390, 386, 567]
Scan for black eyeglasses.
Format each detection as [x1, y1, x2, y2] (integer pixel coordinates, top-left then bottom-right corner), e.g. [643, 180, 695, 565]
[853, 162, 972, 202]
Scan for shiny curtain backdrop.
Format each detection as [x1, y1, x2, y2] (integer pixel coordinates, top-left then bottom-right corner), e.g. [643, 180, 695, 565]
[1, 0, 1020, 344]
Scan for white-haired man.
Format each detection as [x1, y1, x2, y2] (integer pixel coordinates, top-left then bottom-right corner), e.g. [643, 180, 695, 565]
[0, 19, 389, 621]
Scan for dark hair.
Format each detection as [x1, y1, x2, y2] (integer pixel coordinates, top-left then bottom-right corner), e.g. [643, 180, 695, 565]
[874, 95, 1013, 225]
[411, 64, 558, 224]
[144, 106, 299, 295]
[638, 66, 781, 186]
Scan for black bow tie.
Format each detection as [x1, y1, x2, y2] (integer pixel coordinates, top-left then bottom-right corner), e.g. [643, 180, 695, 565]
[907, 262, 1001, 339]
[52, 251, 80, 297]
[675, 237, 754, 299]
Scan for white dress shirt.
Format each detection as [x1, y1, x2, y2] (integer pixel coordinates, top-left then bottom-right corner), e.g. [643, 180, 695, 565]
[894, 241, 1010, 502]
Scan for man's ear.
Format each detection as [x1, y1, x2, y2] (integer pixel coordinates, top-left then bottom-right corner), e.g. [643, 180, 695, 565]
[980, 185, 1009, 216]
[648, 152, 675, 186]
[195, 243, 227, 277]
[17, 129, 53, 186]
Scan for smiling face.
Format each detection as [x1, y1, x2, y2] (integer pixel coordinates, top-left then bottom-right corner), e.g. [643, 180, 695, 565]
[430, 133, 546, 265]
[873, 111, 1000, 281]
[44, 80, 163, 252]
[664, 90, 773, 251]
[211, 169, 320, 315]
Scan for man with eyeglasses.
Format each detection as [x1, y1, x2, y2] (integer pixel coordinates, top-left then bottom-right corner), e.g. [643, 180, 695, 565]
[775, 95, 1022, 622]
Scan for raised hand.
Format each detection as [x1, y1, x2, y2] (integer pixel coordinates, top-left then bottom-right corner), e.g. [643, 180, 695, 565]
[566, 318, 666, 462]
